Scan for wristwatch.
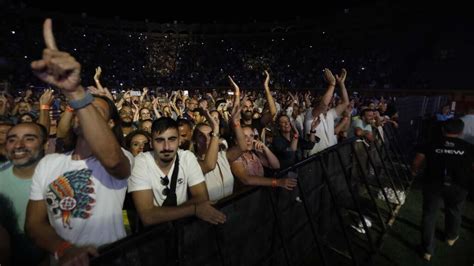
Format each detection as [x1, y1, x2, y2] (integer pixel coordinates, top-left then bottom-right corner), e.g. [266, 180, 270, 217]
[68, 92, 94, 110]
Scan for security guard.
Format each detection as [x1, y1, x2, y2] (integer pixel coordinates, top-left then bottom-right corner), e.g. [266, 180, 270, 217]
[411, 118, 474, 261]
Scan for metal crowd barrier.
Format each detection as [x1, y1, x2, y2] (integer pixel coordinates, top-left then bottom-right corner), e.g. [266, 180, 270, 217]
[91, 124, 410, 266]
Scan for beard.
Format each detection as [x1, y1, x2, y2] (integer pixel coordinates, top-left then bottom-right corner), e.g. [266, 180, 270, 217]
[9, 148, 44, 168]
[241, 111, 253, 121]
[160, 157, 174, 163]
[155, 150, 176, 164]
[122, 121, 133, 127]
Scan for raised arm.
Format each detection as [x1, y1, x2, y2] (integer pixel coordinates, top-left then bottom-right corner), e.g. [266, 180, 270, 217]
[197, 111, 221, 174]
[132, 101, 140, 122]
[31, 18, 130, 179]
[262, 70, 277, 122]
[92, 66, 114, 101]
[334, 68, 350, 116]
[38, 88, 54, 135]
[227, 76, 247, 157]
[140, 87, 149, 103]
[321, 68, 337, 107]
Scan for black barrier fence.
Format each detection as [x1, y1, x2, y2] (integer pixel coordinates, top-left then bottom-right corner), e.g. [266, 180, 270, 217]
[91, 124, 412, 266]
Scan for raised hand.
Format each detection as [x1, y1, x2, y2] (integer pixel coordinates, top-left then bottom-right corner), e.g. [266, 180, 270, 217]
[264, 70, 271, 89]
[335, 68, 347, 85]
[323, 68, 336, 86]
[228, 75, 240, 96]
[31, 19, 82, 94]
[204, 109, 219, 133]
[39, 88, 54, 106]
[94, 66, 102, 82]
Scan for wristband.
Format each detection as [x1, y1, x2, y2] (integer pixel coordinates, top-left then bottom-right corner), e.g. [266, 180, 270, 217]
[65, 106, 74, 113]
[54, 241, 72, 260]
[68, 92, 94, 110]
[271, 178, 277, 188]
[40, 105, 50, 110]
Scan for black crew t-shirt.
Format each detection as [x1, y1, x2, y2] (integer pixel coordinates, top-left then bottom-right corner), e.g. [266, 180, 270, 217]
[416, 136, 474, 189]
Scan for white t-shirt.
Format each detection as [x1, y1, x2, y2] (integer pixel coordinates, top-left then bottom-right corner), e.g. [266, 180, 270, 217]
[204, 151, 234, 201]
[128, 150, 205, 206]
[29, 149, 134, 247]
[306, 108, 339, 155]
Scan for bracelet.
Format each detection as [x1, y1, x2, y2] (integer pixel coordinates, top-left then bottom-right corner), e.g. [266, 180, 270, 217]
[310, 129, 316, 134]
[271, 178, 277, 188]
[40, 105, 50, 110]
[293, 134, 299, 140]
[53, 241, 72, 260]
[233, 121, 241, 128]
[68, 92, 94, 110]
[65, 106, 74, 113]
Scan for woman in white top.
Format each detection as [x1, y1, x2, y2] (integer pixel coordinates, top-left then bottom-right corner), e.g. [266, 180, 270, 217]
[192, 77, 247, 201]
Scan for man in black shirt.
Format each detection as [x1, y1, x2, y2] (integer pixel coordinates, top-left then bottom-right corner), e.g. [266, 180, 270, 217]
[411, 118, 474, 261]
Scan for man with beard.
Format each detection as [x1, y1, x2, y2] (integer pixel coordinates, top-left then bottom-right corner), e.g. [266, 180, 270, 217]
[183, 98, 198, 122]
[25, 19, 133, 266]
[119, 105, 136, 136]
[177, 118, 194, 150]
[0, 122, 48, 265]
[351, 108, 375, 141]
[128, 117, 226, 226]
[232, 71, 277, 138]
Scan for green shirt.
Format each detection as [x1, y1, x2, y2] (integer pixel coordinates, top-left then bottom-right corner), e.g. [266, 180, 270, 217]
[0, 164, 32, 232]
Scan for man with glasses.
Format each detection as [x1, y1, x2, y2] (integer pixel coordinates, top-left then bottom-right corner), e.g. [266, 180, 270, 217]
[128, 117, 226, 226]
